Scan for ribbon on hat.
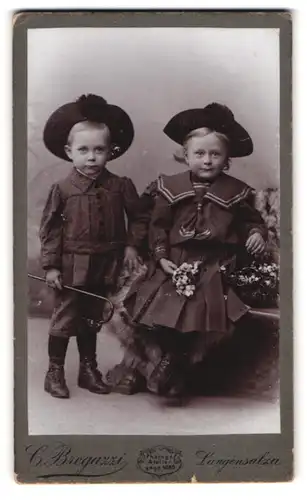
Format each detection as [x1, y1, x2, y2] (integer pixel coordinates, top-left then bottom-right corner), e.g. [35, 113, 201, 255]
[77, 94, 109, 122]
[202, 103, 235, 133]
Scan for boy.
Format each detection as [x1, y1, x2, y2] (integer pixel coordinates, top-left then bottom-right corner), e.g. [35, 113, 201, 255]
[40, 94, 143, 399]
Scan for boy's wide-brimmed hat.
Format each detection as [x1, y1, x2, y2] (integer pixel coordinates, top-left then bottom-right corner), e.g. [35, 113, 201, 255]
[163, 102, 253, 157]
[43, 94, 134, 161]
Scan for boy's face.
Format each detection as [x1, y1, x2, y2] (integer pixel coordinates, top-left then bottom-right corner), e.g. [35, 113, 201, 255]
[65, 125, 110, 178]
[185, 132, 228, 181]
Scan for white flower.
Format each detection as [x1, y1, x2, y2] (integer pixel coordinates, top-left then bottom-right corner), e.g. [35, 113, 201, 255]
[173, 261, 200, 297]
[191, 263, 200, 275]
[186, 285, 195, 291]
[192, 261, 201, 271]
[180, 263, 190, 271]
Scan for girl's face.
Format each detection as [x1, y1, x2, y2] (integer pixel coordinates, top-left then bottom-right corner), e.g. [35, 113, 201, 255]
[184, 132, 229, 181]
[65, 125, 110, 178]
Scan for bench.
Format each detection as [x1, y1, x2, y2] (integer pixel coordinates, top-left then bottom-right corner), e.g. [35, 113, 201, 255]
[249, 307, 280, 323]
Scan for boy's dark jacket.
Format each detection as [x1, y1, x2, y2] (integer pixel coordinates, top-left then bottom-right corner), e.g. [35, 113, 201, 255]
[39, 168, 146, 287]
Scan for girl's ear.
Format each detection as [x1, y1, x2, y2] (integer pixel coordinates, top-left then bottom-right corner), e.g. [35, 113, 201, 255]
[64, 144, 73, 160]
[223, 157, 232, 171]
[183, 147, 189, 165]
[173, 147, 188, 165]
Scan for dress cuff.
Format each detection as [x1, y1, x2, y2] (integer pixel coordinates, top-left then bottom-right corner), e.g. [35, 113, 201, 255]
[153, 245, 168, 261]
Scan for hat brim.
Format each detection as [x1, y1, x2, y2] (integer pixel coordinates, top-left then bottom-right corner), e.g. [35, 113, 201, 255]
[43, 101, 134, 161]
[163, 108, 253, 157]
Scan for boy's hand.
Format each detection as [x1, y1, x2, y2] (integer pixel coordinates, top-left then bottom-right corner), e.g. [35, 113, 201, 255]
[46, 268, 62, 290]
[124, 246, 142, 273]
[246, 232, 266, 255]
[159, 258, 178, 275]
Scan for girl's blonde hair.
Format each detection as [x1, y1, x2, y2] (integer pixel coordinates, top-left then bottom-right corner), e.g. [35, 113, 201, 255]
[174, 127, 231, 169]
[183, 127, 230, 148]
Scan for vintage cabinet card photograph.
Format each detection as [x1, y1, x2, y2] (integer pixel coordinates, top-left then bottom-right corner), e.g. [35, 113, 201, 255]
[13, 11, 292, 483]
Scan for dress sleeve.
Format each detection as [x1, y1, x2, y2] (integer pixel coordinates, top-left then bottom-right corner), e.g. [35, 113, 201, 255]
[149, 193, 174, 261]
[122, 177, 149, 249]
[39, 183, 64, 271]
[131, 180, 158, 256]
[235, 190, 268, 243]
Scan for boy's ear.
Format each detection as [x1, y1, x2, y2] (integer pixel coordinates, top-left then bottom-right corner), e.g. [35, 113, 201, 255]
[64, 144, 73, 160]
[107, 141, 115, 161]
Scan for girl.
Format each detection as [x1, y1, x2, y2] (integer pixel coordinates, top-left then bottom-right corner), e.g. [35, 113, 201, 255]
[121, 102, 268, 396]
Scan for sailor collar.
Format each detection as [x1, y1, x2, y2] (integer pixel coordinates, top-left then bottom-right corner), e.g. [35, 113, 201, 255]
[156, 171, 252, 209]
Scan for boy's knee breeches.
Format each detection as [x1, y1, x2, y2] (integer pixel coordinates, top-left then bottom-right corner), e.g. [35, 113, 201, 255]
[49, 288, 107, 338]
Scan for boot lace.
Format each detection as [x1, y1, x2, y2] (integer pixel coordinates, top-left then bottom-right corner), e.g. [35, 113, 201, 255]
[49, 365, 64, 383]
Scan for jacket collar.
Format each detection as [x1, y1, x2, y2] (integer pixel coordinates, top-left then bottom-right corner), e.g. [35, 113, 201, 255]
[70, 167, 112, 193]
[157, 171, 252, 208]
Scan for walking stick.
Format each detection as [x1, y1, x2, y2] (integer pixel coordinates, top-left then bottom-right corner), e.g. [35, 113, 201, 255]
[28, 273, 115, 324]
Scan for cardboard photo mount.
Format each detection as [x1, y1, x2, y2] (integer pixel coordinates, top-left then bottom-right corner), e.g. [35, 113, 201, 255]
[14, 10, 292, 483]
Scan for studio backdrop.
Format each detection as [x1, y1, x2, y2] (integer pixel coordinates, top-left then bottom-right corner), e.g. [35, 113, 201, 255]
[27, 27, 279, 260]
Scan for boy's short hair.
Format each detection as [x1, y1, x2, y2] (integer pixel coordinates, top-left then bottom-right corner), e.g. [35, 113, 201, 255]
[66, 121, 111, 146]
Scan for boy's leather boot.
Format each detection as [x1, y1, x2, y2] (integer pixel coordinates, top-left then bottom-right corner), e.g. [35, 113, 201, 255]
[78, 358, 110, 394]
[77, 333, 110, 394]
[44, 336, 70, 399]
[44, 358, 70, 399]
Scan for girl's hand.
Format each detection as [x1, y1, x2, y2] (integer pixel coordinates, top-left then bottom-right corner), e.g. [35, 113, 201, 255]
[124, 246, 142, 273]
[46, 268, 62, 290]
[159, 258, 178, 275]
[245, 232, 266, 255]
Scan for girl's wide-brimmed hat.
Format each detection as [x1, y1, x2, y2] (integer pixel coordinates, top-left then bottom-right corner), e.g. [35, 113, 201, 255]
[163, 102, 253, 157]
[43, 94, 134, 161]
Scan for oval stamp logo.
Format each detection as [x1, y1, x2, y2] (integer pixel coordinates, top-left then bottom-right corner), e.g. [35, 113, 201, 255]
[137, 445, 183, 478]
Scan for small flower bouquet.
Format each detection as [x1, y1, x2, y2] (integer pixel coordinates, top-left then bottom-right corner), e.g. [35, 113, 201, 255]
[172, 261, 202, 298]
[220, 260, 279, 308]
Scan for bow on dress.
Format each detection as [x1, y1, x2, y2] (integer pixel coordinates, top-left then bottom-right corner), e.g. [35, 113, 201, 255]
[179, 177, 213, 241]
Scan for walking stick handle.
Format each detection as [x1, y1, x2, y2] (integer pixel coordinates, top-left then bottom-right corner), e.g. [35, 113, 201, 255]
[27, 273, 115, 324]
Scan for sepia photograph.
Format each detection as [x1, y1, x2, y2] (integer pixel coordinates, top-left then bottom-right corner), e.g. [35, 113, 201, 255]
[26, 26, 281, 437]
